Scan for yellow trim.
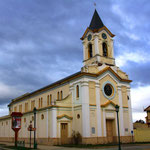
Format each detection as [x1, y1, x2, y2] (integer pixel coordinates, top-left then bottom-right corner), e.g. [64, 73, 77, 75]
[74, 105, 82, 108]
[101, 100, 117, 107]
[80, 26, 115, 40]
[123, 106, 128, 108]
[57, 114, 73, 120]
[9, 67, 131, 106]
[89, 104, 96, 106]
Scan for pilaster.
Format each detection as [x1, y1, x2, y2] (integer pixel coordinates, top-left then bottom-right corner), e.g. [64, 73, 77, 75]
[94, 33, 99, 55]
[81, 81, 90, 137]
[127, 88, 133, 133]
[110, 39, 114, 58]
[95, 82, 102, 136]
[50, 107, 57, 138]
[70, 84, 75, 130]
[118, 86, 125, 136]
[102, 108, 106, 136]
[46, 109, 49, 138]
[82, 41, 86, 66]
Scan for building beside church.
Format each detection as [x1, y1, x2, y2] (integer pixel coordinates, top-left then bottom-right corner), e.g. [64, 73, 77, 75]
[0, 9, 133, 145]
[144, 106, 150, 127]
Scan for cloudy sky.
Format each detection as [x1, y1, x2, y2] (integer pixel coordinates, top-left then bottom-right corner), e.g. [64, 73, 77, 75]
[0, 0, 149, 122]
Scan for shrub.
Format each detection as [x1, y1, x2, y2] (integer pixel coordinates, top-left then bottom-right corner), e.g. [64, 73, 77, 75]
[71, 130, 82, 145]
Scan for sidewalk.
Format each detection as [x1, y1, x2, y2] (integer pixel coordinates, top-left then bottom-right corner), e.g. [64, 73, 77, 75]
[0, 141, 117, 150]
[0, 141, 150, 150]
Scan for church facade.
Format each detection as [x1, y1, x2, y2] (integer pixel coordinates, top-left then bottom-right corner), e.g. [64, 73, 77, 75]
[0, 10, 133, 145]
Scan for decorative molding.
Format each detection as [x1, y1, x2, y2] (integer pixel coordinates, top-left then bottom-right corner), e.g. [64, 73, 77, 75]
[57, 114, 73, 120]
[101, 100, 117, 107]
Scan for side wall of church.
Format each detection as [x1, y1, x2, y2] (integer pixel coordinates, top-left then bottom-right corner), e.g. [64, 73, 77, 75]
[9, 83, 70, 114]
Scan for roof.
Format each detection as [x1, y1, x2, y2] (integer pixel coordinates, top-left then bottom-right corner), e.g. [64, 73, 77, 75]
[8, 67, 132, 106]
[144, 106, 150, 111]
[80, 9, 115, 40]
[89, 9, 104, 30]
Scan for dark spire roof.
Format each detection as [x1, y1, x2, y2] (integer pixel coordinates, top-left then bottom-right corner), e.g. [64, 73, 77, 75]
[89, 9, 104, 30]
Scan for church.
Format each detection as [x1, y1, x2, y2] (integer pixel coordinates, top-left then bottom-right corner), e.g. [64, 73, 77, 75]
[0, 9, 133, 145]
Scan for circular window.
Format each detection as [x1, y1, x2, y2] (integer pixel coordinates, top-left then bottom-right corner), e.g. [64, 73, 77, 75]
[104, 84, 113, 96]
[41, 114, 44, 120]
[102, 82, 116, 100]
[77, 114, 80, 119]
[87, 34, 92, 41]
[102, 33, 107, 39]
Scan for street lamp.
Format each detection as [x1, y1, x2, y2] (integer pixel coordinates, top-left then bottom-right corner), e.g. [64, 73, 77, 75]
[115, 104, 121, 150]
[33, 107, 37, 149]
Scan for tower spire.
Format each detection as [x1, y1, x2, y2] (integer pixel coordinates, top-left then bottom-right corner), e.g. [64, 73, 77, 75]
[89, 9, 104, 30]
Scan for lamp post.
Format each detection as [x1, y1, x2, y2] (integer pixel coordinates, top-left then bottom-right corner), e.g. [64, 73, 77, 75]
[33, 107, 37, 149]
[115, 105, 121, 150]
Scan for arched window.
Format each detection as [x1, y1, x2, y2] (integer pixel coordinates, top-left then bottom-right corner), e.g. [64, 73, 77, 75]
[88, 44, 93, 58]
[39, 98, 40, 108]
[57, 92, 60, 100]
[103, 42, 108, 57]
[76, 85, 79, 98]
[47, 95, 49, 106]
[50, 94, 52, 105]
[60, 91, 63, 100]
[41, 97, 43, 108]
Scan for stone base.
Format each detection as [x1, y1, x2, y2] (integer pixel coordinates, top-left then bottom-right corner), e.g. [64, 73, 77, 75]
[82, 136, 133, 145]
[0, 136, 133, 145]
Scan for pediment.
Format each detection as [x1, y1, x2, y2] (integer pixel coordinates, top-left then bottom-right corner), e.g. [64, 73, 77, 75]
[57, 114, 72, 121]
[96, 66, 132, 83]
[101, 100, 117, 111]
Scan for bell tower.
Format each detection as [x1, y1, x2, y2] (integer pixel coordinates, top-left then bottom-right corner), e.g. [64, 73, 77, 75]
[81, 9, 115, 73]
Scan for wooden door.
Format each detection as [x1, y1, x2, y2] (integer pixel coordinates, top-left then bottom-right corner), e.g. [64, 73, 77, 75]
[106, 120, 113, 143]
[61, 123, 68, 144]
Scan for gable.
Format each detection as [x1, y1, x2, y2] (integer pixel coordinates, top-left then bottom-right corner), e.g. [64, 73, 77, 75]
[101, 100, 116, 110]
[80, 26, 115, 40]
[57, 114, 73, 121]
[96, 67, 132, 83]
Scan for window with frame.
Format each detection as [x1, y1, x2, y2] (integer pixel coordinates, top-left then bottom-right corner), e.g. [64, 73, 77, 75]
[19, 105, 22, 113]
[103, 42, 108, 57]
[88, 44, 93, 58]
[39, 97, 43, 108]
[14, 106, 17, 112]
[57, 92, 60, 100]
[25, 103, 28, 112]
[60, 91, 63, 100]
[50, 94, 52, 105]
[47, 95, 50, 106]
[76, 85, 79, 98]
[31, 100, 35, 111]
[41, 98, 43, 108]
[39, 98, 40, 108]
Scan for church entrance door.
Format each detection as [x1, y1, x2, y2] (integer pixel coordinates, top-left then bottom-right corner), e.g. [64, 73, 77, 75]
[106, 119, 114, 143]
[61, 123, 68, 144]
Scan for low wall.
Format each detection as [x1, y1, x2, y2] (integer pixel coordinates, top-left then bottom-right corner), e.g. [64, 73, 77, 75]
[134, 128, 150, 142]
[0, 136, 133, 145]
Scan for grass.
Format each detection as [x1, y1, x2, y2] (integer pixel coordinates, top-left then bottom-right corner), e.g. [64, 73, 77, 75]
[0, 144, 34, 150]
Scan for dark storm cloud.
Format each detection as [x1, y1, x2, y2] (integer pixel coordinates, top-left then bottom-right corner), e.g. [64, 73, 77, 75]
[0, 0, 149, 109]
[122, 61, 150, 87]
